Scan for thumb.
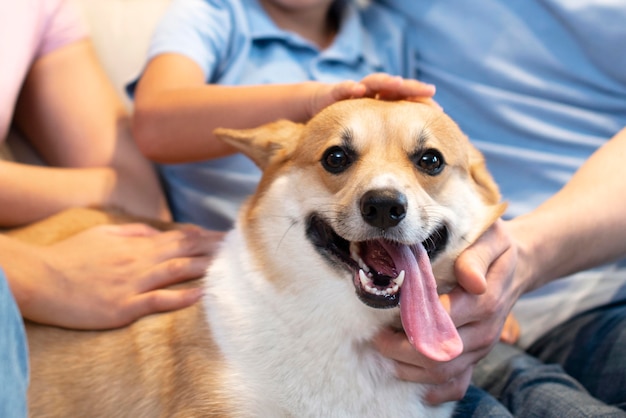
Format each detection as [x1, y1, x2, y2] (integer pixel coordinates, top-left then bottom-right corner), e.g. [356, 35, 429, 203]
[454, 250, 487, 295]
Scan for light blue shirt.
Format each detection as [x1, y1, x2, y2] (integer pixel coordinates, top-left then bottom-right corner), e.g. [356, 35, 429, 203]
[383, 0, 626, 346]
[132, 0, 409, 230]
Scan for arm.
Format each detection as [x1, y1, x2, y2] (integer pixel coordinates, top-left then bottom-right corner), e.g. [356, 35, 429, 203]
[510, 126, 626, 288]
[0, 39, 169, 227]
[132, 54, 436, 163]
[0, 225, 224, 329]
[374, 126, 626, 403]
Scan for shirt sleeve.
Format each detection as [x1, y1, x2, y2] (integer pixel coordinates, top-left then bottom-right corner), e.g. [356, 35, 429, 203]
[37, 0, 89, 58]
[146, 0, 235, 80]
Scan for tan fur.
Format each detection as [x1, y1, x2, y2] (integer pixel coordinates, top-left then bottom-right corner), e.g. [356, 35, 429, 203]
[17, 99, 505, 417]
[12, 208, 232, 417]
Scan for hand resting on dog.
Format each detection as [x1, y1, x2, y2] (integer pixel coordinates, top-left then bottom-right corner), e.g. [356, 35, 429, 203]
[3, 209, 223, 330]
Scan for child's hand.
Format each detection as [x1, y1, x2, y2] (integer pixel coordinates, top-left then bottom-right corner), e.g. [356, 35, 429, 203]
[358, 73, 436, 101]
[309, 73, 439, 117]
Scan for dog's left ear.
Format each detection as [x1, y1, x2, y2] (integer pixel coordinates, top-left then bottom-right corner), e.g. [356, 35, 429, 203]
[468, 145, 499, 205]
[468, 145, 508, 221]
[214, 120, 304, 170]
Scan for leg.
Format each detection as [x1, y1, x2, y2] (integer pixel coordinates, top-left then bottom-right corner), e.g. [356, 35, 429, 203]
[527, 302, 626, 411]
[0, 269, 29, 418]
[473, 342, 626, 417]
[453, 385, 513, 417]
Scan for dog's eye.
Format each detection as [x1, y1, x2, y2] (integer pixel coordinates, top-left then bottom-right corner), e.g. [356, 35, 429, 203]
[414, 149, 444, 175]
[321, 146, 353, 174]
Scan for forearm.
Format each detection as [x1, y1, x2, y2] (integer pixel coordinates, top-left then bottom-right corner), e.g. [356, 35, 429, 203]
[0, 161, 116, 227]
[511, 127, 626, 291]
[12, 40, 170, 222]
[133, 82, 320, 163]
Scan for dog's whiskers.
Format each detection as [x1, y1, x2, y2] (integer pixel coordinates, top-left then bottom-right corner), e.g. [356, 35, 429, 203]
[273, 218, 299, 253]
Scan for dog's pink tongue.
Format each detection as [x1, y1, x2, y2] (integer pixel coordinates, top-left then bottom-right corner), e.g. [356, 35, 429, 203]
[382, 242, 463, 362]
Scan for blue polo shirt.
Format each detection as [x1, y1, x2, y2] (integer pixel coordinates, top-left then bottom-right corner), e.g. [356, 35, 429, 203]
[133, 0, 409, 230]
[382, 0, 626, 346]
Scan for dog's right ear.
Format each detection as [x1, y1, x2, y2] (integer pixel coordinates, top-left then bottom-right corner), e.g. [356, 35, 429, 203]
[214, 120, 304, 170]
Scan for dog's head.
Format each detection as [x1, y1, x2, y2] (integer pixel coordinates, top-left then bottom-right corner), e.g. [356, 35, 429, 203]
[215, 98, 505, 361]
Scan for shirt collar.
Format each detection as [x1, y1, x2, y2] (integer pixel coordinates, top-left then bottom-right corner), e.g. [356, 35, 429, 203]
[243, 0, 383, 70]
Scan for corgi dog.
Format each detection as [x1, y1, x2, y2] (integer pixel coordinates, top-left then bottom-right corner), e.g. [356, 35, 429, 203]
[19, 98, 505, 417]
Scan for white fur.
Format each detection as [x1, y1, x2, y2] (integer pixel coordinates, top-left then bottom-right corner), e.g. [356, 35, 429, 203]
[202, 169, 455, 417]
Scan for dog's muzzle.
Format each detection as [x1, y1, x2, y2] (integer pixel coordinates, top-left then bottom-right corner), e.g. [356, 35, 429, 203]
[305, 209, 448, 309]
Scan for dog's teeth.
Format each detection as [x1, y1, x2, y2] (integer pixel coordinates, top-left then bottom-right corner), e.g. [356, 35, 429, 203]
[359, 269, 370, 288]
[393, 270, 405, 287]
[361, 269, 403, 296]
[350, 243, 370, 273]
[350, 243, 360, 261]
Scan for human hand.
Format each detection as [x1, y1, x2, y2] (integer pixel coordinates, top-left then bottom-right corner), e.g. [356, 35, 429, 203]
[357, 73, 438, 103]
[308, 73, 438, 117]
[373, 219, 525, 404]
[19, 223, 224, 330]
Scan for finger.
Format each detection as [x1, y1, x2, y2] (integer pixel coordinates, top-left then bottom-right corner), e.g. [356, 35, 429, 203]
[100, 223, 161, 238]
[455, 220, 513, 295]
[451, 300, 505, 349]
[361, 74, 404, 98]
[454, 254, 488, 295]
[373, 327, 436, 369]
[140, 255, 214, 292]
[394, 356, 470, 386]
[378, 79, 437, 100]
[445, 286, 482, 327]
[361, 74, 436, 99]
[360, 73, 399, 90]
[424, 366, 474, 405]
[385, 332, 483, 386]
[331, 80, 367, 101]
[150, 227, 225, 261]
[124, 286, 204, 324]
[455, 319, 502, 367]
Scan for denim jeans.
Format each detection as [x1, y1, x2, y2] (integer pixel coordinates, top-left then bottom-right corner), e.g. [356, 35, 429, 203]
[454, 303, 626, 417]
[0, 269, 29, 418]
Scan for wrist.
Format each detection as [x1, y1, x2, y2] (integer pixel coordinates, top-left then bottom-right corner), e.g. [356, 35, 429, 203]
[84, 167, 116, 209]
[507, 215, 548, 294]
[0, 238, 52, 319]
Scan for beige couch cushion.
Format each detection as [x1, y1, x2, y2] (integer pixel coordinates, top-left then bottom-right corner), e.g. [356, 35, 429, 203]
[76, 0, 171, 109]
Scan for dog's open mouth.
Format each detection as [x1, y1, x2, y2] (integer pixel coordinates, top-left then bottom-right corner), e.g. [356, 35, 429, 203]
[305, 214, 448, 309]
[306, 213, 462, 362]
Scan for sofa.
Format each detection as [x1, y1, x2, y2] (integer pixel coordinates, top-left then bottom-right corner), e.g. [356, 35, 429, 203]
[76, 0, 170, 109]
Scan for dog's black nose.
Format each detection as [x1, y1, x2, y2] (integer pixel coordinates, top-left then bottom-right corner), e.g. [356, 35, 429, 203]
[360, 189, 407, 229]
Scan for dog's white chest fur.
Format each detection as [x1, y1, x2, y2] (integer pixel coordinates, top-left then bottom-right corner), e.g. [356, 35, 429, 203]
[202, 228, 453, 418]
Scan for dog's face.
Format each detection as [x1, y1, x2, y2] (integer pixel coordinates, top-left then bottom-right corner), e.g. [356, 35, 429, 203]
[215, 98, 505, 361]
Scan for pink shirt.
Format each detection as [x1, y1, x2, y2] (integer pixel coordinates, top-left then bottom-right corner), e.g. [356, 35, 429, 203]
[0, 0, 88, 141]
